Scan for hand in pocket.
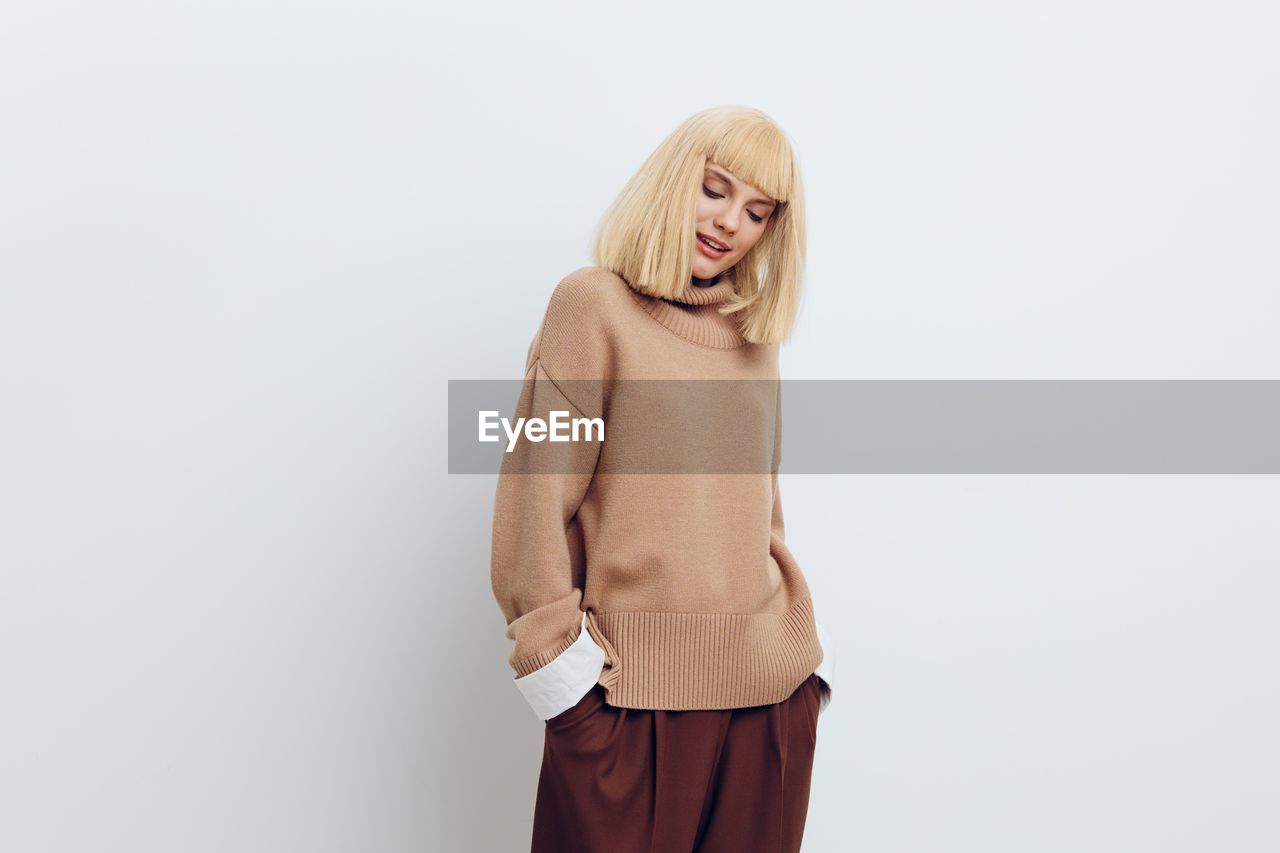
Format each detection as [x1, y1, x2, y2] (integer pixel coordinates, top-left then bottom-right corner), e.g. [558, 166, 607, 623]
[545, 683, 604, 731]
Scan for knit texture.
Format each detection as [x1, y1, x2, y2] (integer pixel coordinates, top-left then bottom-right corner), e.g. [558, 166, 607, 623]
[490, 266, 825, 710]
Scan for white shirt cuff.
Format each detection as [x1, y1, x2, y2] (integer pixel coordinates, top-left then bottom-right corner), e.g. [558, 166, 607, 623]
[512, 610, 607, 721]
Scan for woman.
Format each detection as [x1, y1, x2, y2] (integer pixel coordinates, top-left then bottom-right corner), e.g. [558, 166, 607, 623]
[490, 105, 835, 853]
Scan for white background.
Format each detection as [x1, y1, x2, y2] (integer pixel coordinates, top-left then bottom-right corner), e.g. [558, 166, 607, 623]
[2, 1, 1278, 850]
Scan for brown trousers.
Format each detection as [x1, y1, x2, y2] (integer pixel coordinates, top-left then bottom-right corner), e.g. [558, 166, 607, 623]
[531, 672, 821, 853]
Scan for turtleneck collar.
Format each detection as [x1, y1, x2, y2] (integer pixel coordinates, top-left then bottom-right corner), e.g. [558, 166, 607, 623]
[673, 275, 735, 305]
[624, 274, 747, 349]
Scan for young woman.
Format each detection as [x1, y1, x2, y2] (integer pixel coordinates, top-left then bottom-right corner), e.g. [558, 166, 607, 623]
[490, 105, 835, 853]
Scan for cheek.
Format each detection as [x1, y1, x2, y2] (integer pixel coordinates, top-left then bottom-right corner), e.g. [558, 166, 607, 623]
[739, 226, 767, 253]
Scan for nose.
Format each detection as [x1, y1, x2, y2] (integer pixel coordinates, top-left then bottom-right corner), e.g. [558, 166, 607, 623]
[714, 206, 739, 235]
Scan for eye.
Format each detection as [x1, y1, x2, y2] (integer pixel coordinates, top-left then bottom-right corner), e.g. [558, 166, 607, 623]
[704, 185, 766, 224]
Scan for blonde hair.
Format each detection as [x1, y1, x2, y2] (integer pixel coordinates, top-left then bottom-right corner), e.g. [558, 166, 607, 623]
[592, 105, 807, 346]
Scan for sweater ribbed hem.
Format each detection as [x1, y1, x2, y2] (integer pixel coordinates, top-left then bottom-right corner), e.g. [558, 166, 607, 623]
[587, 595, 824, 711]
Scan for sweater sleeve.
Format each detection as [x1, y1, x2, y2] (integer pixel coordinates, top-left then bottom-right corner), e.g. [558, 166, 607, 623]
[770, 468, 835, 714]
[489, 273, 612, 719]
[771, 384, 835, 714]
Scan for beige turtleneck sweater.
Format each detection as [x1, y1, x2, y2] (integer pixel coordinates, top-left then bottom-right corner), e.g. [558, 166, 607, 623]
[490, 266, 833, 718]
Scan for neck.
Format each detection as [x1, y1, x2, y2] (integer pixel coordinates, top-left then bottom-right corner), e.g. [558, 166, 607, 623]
[691, 273, 720, 288]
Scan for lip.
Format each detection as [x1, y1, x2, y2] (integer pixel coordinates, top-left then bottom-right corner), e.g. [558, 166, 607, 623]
[697, 233, 732, 252]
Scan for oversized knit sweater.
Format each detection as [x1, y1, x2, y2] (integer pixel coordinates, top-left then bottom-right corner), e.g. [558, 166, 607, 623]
[490, 265, 834, 720]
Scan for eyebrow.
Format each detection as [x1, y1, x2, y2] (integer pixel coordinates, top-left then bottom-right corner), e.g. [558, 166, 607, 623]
[706, 168, 777, 208]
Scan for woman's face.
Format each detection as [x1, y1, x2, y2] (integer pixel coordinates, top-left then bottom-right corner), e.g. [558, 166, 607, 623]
[691, 161, 778, 280]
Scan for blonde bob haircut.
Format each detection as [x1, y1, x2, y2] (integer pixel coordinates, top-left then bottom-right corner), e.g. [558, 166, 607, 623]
[592, 105, 807, 346]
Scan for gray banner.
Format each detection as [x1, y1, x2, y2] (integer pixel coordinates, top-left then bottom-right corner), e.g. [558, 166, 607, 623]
[449, 380, 1280, 474]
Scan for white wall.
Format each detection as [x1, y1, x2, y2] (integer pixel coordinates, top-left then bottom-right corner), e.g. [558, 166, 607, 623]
[2, 1, 1277, 850]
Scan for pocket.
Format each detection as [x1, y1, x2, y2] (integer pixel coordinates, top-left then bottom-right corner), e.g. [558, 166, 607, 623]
[793, 676, 814, 712]
[812, 673, 831, 715]
[791, 675, 819, 740]
[545, 683, 604, 731]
